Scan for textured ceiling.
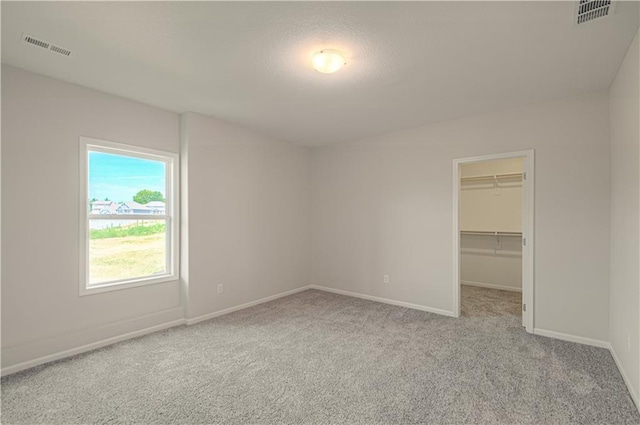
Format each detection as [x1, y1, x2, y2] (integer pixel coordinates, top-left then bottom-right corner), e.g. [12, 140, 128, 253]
[2, 2, 638, 146]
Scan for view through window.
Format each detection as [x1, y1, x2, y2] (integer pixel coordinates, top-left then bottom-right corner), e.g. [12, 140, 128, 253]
[81, 138, 177, 293]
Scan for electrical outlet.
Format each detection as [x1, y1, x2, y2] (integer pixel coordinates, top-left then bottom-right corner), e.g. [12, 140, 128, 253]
[217, 284, 223, 294]
[383, 274, 390, 284]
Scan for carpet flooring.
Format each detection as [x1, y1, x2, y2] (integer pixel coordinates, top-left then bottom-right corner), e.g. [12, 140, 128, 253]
[2, 288, 639, 424]
[461, 284, 522, 317]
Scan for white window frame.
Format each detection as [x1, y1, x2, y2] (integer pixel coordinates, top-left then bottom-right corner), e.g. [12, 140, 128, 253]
[79, 136, 179, 296]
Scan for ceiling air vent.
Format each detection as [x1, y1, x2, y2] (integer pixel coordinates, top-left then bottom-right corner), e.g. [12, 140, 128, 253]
[22, 33, 72, 57]
[49, 45, 72, 57]
[577, 0, 613, 24]
[22, 33, 50, 50]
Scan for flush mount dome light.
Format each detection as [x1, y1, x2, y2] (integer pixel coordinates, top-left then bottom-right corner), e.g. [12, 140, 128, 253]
[312, 50, 346, 74]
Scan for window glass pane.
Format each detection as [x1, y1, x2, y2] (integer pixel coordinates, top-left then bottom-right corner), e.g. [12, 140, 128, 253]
[89, 219, 167, 285]
[88, 151, 166, 215]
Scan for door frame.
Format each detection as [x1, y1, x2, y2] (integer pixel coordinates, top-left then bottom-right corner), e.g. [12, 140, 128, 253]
[452, 150, 535, 333]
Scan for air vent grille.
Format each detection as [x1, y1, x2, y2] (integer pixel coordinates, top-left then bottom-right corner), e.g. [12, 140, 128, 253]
[49, 45, 72, 57]
[23, 35, 50, 50]
[577, 0, 612, 24]
[21, 33, 72, 57]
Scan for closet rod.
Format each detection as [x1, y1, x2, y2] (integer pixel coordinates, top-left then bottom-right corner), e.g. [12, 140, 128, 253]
[460, 172, 522, 183]
[460, 231, 522, 237]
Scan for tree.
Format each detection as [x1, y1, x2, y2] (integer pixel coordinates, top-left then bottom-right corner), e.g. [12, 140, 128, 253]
[133, 189, 165, 205]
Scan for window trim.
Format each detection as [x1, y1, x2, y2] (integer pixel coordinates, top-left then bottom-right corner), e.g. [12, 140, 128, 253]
[79, 136, 179, 296]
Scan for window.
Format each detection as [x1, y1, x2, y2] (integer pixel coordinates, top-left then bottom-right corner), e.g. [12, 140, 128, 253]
[79, 137, 178, 295]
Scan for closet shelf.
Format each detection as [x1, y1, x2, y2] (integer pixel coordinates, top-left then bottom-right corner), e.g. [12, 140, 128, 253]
[460, 231, 522, 237]
[461, 172, 522, 183]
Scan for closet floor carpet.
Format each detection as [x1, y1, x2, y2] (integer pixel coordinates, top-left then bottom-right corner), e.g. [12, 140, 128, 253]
[2, 288, 638, 424]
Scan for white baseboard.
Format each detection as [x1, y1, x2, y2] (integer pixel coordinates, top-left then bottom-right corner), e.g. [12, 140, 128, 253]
[310, 285, 457, 318]
[185, 286, 312, 325]
[461, 280, 522, 292]
[1, 317, 186, 377]
[609, 343, 639, 411]
[533, 328, 610, 348]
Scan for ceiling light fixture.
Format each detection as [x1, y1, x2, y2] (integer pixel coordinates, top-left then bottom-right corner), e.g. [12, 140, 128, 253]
[312, 50, 346, 74]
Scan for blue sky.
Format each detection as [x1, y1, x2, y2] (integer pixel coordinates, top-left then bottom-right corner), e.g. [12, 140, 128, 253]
[89, 152, 165, 203]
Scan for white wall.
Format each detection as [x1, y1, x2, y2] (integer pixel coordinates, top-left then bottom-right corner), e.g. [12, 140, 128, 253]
[311, 91, 611, 341]
[460, 158, 523, 291]
[181, 112, 310, 320]
[1, 65, 183, 369]
[609, 28, 639, 405]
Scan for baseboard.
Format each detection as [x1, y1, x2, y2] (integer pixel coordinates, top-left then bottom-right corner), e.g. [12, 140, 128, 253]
[185, 286, 312, 325]
[310, 285, 456, 317]
[608, 343, 640, 411]
[1, 316, 186, 377]
[461, 280, 522, 292]
[533, 328, 610, 348]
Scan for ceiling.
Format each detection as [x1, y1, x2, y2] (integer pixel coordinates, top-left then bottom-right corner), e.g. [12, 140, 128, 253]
[2, 2, 638, 146]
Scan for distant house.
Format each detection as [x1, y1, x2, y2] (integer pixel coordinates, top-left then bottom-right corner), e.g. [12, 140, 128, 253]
[90, 201, 118, 215]
[117, 201, 151, 215]
[145, 201, 166, 215]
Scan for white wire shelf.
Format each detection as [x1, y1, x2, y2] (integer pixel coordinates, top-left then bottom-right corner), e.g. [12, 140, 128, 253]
[460, 231, 522, 237]
[461, 172, 522, 183]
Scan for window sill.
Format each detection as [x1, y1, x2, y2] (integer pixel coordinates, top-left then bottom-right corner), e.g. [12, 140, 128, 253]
[80, 275, 178, 296]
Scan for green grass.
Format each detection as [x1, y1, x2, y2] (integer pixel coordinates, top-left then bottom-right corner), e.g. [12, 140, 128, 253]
[90, 222, 166, 240]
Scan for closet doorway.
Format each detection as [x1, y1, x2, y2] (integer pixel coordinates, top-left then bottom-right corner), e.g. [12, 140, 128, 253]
[452, 151, 534, 332]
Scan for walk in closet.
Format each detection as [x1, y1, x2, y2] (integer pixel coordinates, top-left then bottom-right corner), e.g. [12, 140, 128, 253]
[460, 158, 524, 293]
